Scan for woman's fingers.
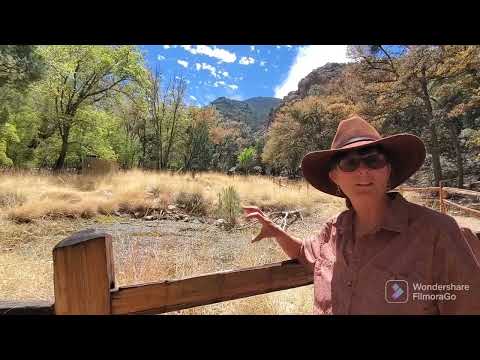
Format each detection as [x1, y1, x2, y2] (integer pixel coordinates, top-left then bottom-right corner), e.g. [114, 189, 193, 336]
[243, 206, 280, 244]
[245, 212, 267, 223]
[245, 212, 278, 243]
[242, 206, 265, 217]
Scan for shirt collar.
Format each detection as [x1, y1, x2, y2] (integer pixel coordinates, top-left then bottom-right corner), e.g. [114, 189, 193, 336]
[333, 192, 409, 234]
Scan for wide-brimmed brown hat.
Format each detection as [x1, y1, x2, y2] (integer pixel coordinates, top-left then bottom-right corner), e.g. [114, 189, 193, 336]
[301, 115, 426, 197]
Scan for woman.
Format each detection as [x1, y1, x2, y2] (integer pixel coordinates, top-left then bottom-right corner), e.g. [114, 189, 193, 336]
[244, 115, 480, 315]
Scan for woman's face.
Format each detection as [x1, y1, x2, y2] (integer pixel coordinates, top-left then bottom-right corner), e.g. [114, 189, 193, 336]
[328, 146, 391, 202]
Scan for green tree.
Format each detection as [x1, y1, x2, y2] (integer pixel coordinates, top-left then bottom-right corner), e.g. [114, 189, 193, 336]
[0, 46, 44, 167]
[33, 45, 148, 170]
[181, 106, 218, 171]
[110, 91, 147, 169]
[263, 95, 357, 176]
[237, 146, 257, 174]
[0, 108, 20, 166]
[0, 45, 43, 90]
[145, 70, 188, 169]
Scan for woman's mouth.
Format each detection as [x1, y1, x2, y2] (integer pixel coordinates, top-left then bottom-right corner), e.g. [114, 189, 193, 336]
[356, 183, 373, 187]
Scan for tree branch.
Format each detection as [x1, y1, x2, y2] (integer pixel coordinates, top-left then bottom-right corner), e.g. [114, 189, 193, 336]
[82, 76, 127, 100]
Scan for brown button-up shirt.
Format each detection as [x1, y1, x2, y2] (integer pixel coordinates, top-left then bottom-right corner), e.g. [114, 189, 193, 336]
[299, 192, 480, 314]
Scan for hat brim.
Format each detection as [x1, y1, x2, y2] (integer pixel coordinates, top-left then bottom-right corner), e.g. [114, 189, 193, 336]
[300, 134, 426, 197]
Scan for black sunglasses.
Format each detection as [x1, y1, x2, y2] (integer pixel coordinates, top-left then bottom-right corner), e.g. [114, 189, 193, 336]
[336, 152, 388, 172]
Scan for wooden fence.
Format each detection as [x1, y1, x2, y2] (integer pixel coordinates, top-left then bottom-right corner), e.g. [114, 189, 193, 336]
[0, 229, 313, 315]
[2, 184, 480, 315]
[398, 182, 480, 219]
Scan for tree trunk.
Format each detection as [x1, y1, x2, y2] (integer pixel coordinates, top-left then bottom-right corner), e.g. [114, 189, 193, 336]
[447, 120, 464, 188]
[428, 122, 442, 186]
[164, 104, 179, 169]
[54, 133, 69, 171]
[156, 140, 161, 170]
[142, 123, 146, 168]
[419, 70, 442, 186]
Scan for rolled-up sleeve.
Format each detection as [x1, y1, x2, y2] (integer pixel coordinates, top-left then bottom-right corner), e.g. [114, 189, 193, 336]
[298, 220, 333, 266]
[432, 218, 480, 314]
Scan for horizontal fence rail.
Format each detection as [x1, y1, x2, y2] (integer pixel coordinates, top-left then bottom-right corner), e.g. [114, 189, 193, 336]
[399, 186, 480, 219]
[0, 301, 54, 315]
[443, 199, 480, 218]
[111, 259, 313, 315]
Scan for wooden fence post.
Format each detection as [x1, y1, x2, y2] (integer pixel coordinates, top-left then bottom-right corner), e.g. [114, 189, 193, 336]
[53, 229, 115, 315]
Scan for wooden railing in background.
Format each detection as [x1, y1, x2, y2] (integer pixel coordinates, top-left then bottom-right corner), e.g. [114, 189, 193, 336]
[398, 184, 480, 219]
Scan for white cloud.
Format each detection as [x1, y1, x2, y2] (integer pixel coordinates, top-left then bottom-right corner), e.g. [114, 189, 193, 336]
[264, 68, 268, 72]
[286, 45, 292, 48]
[195, 62, 218, 78]
[227, 84, 238, 90]
[260, 61, 267, 67]
[213, 81, 226, 87]
[190, 95, 197, 101]
[163, 45, 170, 49]
[239, 56, 255, 65]
[274, 45, 350, 98]
[222, 71, 229, 77]
[177, 60, 189, 68]
[157, 55, 166, 61]
[181, 45, 236, 63]
[250, 45, 255, 51]
[276, 45, 281, 49]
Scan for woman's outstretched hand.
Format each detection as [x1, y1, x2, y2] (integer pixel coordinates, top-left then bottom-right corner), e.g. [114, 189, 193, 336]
[242, 206, 282, 243]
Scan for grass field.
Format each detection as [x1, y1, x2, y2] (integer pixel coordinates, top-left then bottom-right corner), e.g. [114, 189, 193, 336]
[1, 170, 478, 314]
[0, 170, 343, 314]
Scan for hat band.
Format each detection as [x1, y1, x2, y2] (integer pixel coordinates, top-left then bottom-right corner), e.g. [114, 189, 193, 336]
[336, 136, 378, 148]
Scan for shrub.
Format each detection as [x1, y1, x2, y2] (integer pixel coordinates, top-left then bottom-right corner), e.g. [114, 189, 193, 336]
[216, 186, 241, 230]
[175, 191, 209, 216]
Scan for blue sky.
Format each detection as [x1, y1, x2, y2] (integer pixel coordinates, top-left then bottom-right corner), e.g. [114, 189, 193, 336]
[139, 45, 351, 106]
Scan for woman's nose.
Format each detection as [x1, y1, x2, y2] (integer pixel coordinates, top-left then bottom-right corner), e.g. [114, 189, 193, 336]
[355, 161, 371, 174]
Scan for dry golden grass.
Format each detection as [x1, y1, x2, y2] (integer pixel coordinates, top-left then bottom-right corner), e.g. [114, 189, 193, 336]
[112, 222, 315, 315]
[0, 217, 93, 302]
[7, 172, 478, 314]
[2, 170, 341, 223]
[0, 215, 317, 314]
[0, 170, 340, 314]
